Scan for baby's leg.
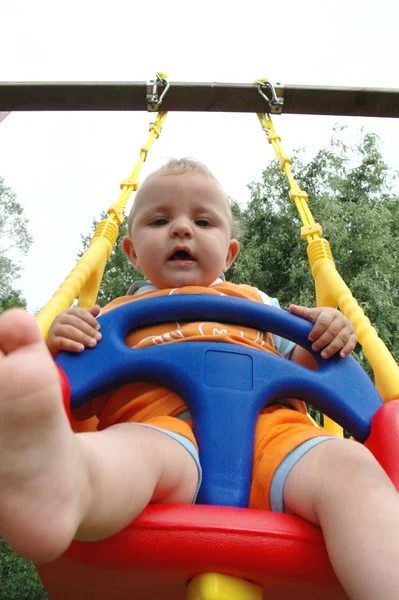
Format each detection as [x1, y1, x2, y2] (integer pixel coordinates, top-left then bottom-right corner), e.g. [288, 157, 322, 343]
[284, 438, 399, 600]
[0, 310, 198, 564]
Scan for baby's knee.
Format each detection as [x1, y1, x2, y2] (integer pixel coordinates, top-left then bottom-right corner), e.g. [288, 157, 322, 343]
[318, 438, 381, 481]
[285, 438, 394, 525]
[313, 438, 395, 513]
[310, 439, 399, 524]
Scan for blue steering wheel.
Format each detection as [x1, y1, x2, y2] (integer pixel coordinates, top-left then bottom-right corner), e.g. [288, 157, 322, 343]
[57, 295, 382, 507]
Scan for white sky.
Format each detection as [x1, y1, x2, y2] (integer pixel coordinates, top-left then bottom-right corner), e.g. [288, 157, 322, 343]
[0, 0, 398, 313]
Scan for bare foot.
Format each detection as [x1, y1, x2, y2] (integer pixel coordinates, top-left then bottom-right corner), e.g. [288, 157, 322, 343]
[0, 310, 87, 563]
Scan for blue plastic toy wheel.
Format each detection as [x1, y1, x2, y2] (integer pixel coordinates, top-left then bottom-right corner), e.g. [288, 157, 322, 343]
[57, 295, 382, 507]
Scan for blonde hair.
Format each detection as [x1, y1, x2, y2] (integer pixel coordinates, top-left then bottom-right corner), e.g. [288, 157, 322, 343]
[127, 158, 242, 239]
[148, 157, 215, 179]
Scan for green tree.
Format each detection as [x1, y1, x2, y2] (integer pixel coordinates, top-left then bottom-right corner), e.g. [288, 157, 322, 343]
[0, 541, 49, 600]
[0, 289, 27, 312]
[0, 177, 32, 312]
[229, 128, 399, 368]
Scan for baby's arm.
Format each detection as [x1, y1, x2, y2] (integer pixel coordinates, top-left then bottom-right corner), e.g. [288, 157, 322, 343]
[47, 305, 102, 357]
[288, 305, 357, 368]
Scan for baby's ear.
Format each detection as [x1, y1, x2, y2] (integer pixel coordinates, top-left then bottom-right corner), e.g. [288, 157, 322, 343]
[122, 236, 140, 269]
[224, 239, 240, 271]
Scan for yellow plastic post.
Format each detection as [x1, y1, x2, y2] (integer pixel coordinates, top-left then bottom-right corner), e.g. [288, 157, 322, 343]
[35, 218, 118, 338]
[308, 238, 399, 402]
[186, 573, 263, 600]
[256, 107, 399, 403]
[323, 416, 345, 435]
[35, 106, 168, 339]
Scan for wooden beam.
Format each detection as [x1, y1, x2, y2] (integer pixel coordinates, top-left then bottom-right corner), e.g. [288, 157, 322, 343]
[1, 81, 399, 118]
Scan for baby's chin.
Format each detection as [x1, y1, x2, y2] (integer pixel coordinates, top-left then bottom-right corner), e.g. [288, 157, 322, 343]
[155, 273, 219, 289]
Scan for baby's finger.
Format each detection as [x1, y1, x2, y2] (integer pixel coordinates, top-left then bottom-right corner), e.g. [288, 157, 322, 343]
[339, 332, 357, 357]
[64, 307, 101, 330]
[87, 305, 102, 319]
[51, 336, 86, 353]
[289, 304, 317, 321]
[317, 325, 354, 359]
[54, 321, 102, 348]
[57, 314, 102, 341]
[310, 315, 345, 352]
[308, 311, 335, 343]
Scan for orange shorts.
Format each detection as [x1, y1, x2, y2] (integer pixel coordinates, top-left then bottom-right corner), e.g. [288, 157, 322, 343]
[136, 405, 334, 512]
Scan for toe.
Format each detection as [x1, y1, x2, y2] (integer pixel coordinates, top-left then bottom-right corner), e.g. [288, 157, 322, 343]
[0, 309, 43, 355]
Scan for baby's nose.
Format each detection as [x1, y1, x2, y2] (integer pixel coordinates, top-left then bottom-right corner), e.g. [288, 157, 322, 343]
[171, 219, 193, 237]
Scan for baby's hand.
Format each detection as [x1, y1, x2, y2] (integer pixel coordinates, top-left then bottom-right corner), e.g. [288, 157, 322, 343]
[288, 305, 357, 359]
[47, 305, 102, 357]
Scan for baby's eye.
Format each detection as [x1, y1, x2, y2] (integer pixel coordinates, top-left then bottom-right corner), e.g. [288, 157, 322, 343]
[195, 219, 212, 227]
[149, 218, 168, 227]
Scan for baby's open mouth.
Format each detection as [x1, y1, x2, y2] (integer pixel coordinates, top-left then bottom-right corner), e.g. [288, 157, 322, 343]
[168, 250, 195, 261]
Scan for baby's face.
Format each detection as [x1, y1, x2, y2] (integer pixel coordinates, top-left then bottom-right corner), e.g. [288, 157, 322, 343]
[123, 172, 239, 289]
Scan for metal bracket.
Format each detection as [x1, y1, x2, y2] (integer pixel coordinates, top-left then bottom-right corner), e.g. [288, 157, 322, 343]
[146, 72, 170, 112]
[255, 79, 284, 114]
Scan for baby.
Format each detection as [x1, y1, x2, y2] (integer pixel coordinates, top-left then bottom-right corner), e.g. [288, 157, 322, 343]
[1, 159, 399, 600]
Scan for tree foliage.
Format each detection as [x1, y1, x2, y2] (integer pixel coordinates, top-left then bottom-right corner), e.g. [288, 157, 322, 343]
[0, 290, 27, 312]
[229, 127, 399, 366]
[0, 177, 32, 312]
[0, 539, 49, 599]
